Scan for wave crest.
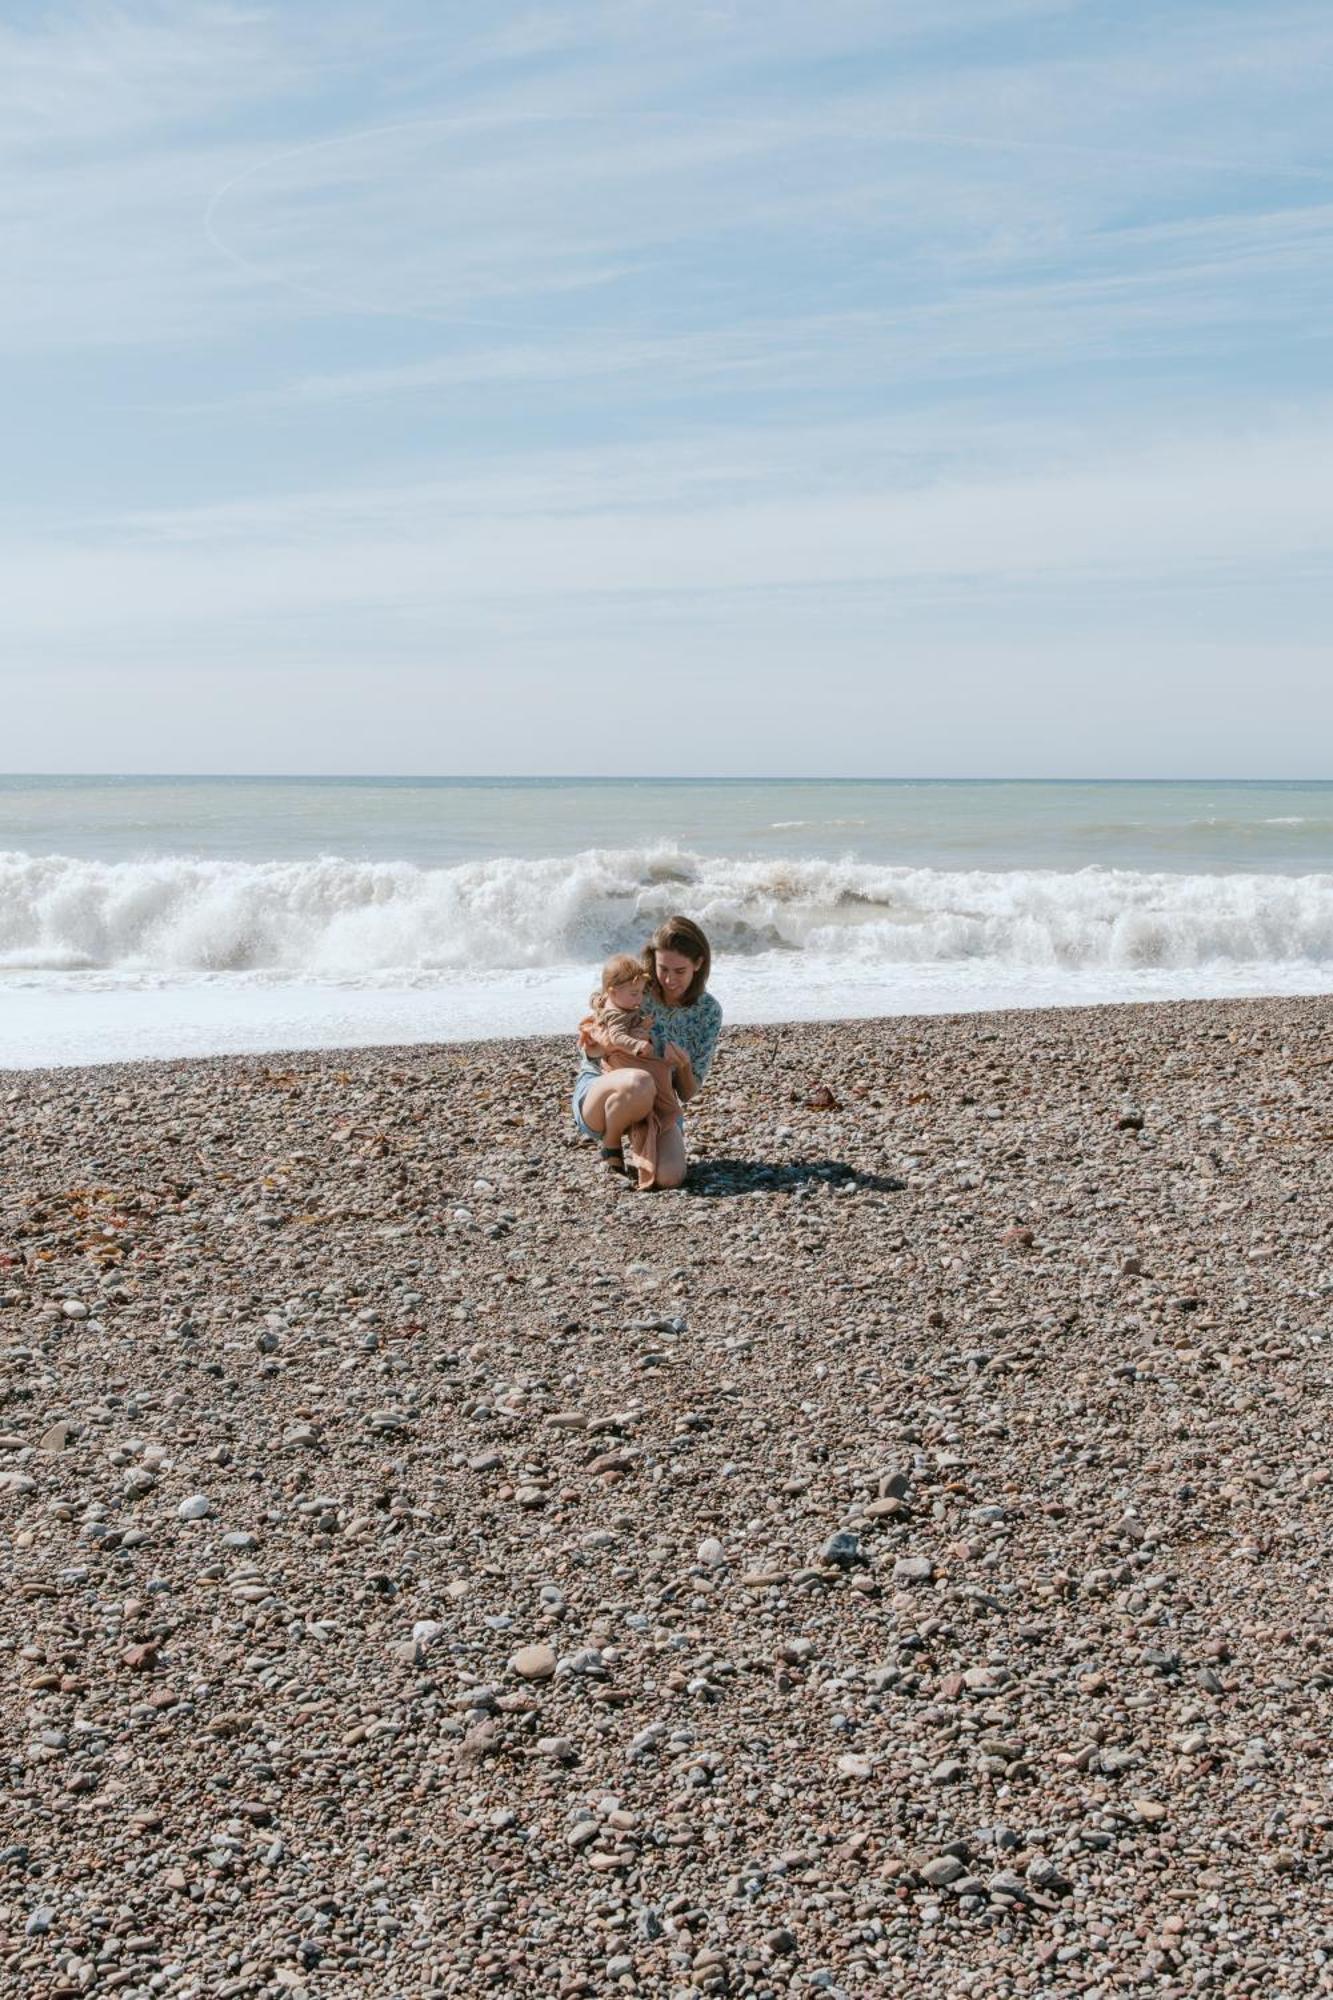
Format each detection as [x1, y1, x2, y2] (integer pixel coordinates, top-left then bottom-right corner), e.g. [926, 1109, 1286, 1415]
[1, 846, 1331, 977]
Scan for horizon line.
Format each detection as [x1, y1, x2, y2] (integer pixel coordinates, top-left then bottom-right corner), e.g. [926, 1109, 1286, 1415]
[3, 772, 1330, 786]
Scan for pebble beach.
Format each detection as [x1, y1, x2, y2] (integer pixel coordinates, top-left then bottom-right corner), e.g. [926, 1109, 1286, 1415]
[2, 995, 1331, 1999]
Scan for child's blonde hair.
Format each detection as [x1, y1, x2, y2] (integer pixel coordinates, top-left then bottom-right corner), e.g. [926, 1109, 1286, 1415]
[601, 952, 646, 994]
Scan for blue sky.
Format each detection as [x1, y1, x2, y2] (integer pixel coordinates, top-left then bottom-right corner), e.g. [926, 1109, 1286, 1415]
[4, 0, 1332, 776]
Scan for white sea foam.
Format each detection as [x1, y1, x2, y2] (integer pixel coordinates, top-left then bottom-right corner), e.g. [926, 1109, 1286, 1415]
[770, 818, 868, 830]
[3, 846, 1333, 980]
[5, 957, 1333, 1071]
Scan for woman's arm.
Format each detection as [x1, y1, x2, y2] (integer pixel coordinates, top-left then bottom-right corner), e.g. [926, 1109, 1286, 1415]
[662, 1042, 698, 1101]
[679, 994, 723, 1090]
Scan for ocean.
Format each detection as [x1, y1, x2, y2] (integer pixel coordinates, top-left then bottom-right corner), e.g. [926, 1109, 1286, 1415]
[3, 775, 1332, 1068]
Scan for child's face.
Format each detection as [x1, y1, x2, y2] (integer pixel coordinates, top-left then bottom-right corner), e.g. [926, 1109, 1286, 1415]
[608, 975, 646, 1012]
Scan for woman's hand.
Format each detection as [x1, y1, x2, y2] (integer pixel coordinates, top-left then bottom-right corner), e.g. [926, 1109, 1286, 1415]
[663, 1042, 697, 1099]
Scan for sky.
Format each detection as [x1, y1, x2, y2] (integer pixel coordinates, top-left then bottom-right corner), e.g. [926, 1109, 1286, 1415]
[4, 0, 1333, 777]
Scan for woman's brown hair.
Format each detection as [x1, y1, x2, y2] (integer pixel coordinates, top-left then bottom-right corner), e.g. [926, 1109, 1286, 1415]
[642, 915, 711, 1008]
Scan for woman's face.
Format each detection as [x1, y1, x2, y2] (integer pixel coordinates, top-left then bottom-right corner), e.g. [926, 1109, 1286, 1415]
[654, 948, 701, 1005]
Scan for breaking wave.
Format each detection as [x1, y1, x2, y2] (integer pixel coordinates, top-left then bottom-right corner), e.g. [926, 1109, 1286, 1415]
[2, 846, 1332, 979]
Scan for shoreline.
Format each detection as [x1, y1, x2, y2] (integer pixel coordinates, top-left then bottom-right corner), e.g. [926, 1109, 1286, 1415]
[3, 992, 1331, 1992]
[5, 972, 1320, 1080]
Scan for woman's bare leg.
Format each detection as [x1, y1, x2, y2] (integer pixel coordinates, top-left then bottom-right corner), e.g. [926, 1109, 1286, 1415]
[579, 1070, 655, 1148]
[652, 1121, 687, 1190]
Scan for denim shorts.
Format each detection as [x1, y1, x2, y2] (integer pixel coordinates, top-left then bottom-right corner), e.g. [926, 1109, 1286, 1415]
[571, 1067, 600, 1141]
[572, 1067, 684, 1144]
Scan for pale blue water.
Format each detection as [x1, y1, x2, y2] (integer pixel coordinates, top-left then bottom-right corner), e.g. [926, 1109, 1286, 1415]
[1, 776, 1330, 1067]
[4, 774, 1333, 870]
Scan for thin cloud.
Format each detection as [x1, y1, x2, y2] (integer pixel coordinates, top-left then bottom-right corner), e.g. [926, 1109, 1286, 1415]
[7, 418, 1333, 645]
[6, 3, 1333, 353]
[3, 1, 1333, 775]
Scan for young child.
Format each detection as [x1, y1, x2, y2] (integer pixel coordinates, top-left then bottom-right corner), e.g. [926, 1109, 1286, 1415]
[578, 953, 681, 1189]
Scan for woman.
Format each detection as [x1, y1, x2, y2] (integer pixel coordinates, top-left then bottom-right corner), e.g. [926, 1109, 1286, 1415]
[571, 915, 722, 1189]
